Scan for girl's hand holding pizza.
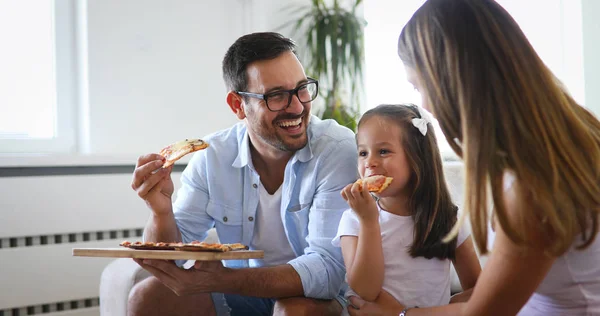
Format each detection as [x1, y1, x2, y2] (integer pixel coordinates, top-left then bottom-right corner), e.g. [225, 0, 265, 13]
[341, 180, 379, 224]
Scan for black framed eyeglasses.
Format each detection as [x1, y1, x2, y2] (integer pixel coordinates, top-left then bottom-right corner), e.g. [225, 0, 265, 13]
[236, 78, 319, 112]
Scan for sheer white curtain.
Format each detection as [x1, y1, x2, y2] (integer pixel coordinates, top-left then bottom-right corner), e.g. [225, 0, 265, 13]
[363, 0, 585, 159]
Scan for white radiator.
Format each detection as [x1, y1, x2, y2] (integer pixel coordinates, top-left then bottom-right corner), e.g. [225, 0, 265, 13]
[0, 168, 183, 316]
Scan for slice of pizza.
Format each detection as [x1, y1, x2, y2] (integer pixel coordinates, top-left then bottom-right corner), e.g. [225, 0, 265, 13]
[177, 241, 230, 252]
[223, 243, 249, 251]
[132, 241, 154, 247]
[119, 240, 175, 250]
[355, 175, 394, 193]
[159, 138, 209, 168]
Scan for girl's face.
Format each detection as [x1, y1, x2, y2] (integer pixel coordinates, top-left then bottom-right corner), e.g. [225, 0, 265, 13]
[405, 67, 431, 114]
[356, 116, 412, 198]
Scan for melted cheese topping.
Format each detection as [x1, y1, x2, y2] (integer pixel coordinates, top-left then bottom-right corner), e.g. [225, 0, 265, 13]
[169, 139, 202, 151]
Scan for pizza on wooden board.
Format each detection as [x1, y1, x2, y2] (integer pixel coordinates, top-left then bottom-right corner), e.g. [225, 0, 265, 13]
[159, 138, 209, 168]
[119, 240, 249, 252]
[355, 175, 394, 193]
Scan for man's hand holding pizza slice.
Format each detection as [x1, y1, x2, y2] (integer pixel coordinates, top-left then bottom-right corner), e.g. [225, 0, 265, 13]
[131, 138, 209, 216]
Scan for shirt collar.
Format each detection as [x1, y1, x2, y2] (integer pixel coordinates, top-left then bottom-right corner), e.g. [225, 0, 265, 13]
[232, 130, 252, 168]
[231, 123, 314, 168]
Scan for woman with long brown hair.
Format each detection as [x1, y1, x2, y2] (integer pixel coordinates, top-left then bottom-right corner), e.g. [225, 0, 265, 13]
[348, 0, 600, 315]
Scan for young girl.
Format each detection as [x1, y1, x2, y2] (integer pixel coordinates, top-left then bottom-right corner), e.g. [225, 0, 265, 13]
[332, 104, 481, 310]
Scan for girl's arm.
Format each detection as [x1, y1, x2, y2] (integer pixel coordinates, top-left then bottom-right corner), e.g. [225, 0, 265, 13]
[340, 219, 384, 301]
[449, 237, 481, 303]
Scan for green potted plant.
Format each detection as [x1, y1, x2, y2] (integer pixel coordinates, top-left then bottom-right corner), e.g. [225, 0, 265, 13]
[283, 0, 366, 131]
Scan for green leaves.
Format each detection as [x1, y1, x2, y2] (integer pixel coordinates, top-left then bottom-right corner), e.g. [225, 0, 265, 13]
[320, 90, 360, 132]
[284, 0, 366, 131]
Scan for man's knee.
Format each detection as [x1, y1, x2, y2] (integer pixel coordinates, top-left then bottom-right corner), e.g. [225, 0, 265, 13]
[128, 276, 215, 316]
[273, 297, 342, 316]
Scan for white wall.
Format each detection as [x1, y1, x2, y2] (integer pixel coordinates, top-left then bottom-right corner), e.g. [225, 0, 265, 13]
[6, 0, 596, 159]
[582, 0, 600, 115]
[82, 0, 305, 156]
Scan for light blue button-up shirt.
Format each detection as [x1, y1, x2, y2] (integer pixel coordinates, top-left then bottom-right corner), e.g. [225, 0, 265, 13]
[173, 115, 359, 299]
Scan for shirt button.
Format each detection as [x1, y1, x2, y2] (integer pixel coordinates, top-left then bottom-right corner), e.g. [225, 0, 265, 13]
[248, 216, 254, 222]
[223, 216, 228, 222]
[252, 183, 258, 188]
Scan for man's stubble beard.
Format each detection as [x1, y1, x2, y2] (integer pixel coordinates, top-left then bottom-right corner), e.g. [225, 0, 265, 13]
[249, 113, 309, 153]
[257, 119, 308, 152]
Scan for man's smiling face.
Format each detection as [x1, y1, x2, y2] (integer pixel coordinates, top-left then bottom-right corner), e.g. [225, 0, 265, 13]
[241, 51, 312, 152]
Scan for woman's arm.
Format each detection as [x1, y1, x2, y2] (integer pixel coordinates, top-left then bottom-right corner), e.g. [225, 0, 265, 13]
[449, 237, 481, 303]
[340, 220, 384, 301]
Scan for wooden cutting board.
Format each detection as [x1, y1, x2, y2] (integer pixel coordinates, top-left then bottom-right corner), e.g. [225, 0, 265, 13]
[72, 248, 264, 261]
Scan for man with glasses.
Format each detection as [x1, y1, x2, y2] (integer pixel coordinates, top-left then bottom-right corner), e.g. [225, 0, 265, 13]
[129, 32, 358, 315]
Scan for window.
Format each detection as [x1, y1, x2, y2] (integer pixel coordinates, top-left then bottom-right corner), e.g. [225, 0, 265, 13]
[363, 0, 585, 160]
[0, 0, 79, 153]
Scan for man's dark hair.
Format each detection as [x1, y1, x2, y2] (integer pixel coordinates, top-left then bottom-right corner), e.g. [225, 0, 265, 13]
[222, 32, 297, 92]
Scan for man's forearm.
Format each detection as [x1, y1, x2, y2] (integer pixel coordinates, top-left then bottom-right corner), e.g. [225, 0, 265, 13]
[143, 213, 182, 243]
[214, 264, 304, 298]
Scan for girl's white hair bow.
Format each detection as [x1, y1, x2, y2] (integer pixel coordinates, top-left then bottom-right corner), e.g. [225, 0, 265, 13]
[411, 106, 432, 136]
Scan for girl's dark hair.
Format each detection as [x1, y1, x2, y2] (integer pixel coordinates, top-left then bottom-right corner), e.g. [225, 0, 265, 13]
[359, 104, 459, 260]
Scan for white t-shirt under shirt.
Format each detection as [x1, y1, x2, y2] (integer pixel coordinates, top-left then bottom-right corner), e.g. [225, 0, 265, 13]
[332, 205, 470, 308]
[248, 183, 297, 268]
